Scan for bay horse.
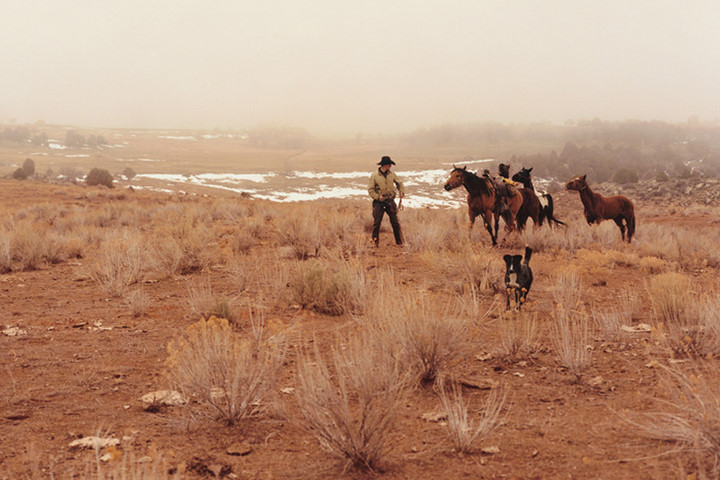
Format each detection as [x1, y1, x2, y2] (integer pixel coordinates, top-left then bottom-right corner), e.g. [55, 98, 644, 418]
[512, 167, 565, 228]
[566, 175, 635, 243]
[444, 166, 500, 245]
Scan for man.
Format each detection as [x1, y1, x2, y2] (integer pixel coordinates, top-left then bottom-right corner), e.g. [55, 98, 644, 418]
[368, 156, 405, 247]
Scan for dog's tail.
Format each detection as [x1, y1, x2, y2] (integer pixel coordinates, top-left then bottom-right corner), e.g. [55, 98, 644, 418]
[523, 245, 533, 265]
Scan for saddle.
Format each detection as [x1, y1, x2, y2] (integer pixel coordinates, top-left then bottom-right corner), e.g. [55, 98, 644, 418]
[482, 172, 519, 214]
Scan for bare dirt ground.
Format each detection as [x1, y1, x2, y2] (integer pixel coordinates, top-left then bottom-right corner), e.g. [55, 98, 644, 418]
[1, 178, 719, 480]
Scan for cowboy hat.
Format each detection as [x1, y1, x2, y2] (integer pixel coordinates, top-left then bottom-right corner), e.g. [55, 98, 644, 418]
[378, 156, 396, 166]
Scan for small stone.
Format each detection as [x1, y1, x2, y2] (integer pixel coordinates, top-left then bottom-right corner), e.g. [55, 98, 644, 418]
[280, 387, 295, 394]
[588, 376, 603, 387]
[481, 446, 500, 455]
[421, 411, 448, 422]
[69, 436, 120, 449]
[226, 441, 253, 456]
[140, 390, 186, 409]
[2, 326, 27, 337]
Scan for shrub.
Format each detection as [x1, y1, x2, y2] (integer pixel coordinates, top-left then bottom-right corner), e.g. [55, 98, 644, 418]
[496, 311, 539, 360]
[623, 365, 720, 477]
[22, 158, 35, 176]
[126, 288, 150, 317]
[438, 381, 506, 453]
[550, 272, 591, 378]
[612, 168, 638, 184]
[165, 315, 284, 425]
[87, 234, 146, 297]
[122, 167, 137, 180]
[0, 230, 12, 273]
[86, 168, 114, 188]
[367, 285, 470, 385]
[290, 258, 366, 316]
[295, 333, 408, 470]
[12, 168, 28, 180]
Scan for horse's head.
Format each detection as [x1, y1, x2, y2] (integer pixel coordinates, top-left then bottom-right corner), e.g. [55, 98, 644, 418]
[444, 165, 467, 191]
[498, 163, 510, 179]
[512, 167, 532, 187]
[566, 174, 588, 191]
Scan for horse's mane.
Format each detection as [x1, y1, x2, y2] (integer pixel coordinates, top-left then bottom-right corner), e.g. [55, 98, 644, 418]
[455, 167, 491, 195]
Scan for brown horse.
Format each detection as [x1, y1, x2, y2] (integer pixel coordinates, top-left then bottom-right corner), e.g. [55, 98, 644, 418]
[512, 167, 565, 228]
[444, 166, 500, 245]
[566, 175, 636, 242]
[514, 188, 541, 231]
[497, 164, 535, 231]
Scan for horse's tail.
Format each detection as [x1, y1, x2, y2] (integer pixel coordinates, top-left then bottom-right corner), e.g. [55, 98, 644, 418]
[626, 202, 636, 242]
[543, 194, 566, 227]
[523, 245, 533, 265]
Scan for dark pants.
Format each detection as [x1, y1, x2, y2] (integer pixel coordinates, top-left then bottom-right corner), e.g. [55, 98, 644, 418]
[372, 199, 403, 245]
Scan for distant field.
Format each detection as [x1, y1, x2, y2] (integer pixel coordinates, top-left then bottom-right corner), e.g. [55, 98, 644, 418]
[0, 125, 563, 177]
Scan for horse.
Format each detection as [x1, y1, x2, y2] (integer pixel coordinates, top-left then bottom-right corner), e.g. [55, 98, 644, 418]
[497, 164, 538, 232]
[444, 166, 500, 245]
[514, 188, 541, 231]
[512, 167, 566, 228]
[566, 175, 635, 243]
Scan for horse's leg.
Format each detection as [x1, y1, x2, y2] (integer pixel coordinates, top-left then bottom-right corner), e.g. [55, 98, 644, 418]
[467, 210, 476, 241]
[492, 211, 500, 245]
[482, 211, 497, 246]
[613, 216, 626, 241]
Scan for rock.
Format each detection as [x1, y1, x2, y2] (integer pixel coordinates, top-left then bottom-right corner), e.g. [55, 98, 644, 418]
[588, 376, 603, 387]
[621, 323, 652, 333]
[421, 411, 448, 423]
[69, 436, 120, 449]
[226, 441, 253, 456]
[280, 387, 295, 394]
[140, 390, 186, 410]
[481, 446, 500, 454]
[189, 457, 231, 477]
[2, 326, 27, 337]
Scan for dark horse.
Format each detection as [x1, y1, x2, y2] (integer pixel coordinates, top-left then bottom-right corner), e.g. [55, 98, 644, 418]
[512, 167, 565, 228]
[499, 164, 540, 231]
[444, 166, 499, 245]
[566, 175, 635, 243]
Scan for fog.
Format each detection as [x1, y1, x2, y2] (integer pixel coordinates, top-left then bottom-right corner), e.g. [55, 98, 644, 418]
[1, 1, 719, 135]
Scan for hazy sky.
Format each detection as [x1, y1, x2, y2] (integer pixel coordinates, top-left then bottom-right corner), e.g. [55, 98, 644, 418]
[1, 1, 719, 135]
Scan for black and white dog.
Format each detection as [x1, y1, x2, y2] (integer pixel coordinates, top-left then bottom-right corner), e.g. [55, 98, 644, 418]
[503, 246, 533, 310]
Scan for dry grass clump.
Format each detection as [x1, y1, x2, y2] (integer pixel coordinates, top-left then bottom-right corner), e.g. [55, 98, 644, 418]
[0, 230, 12, 273]
[295, 333, 409, 471]
[165, 315, 284, 425]
[186, 281, 239, 324]
[647, 272, 690, 326]
[438, 381, 507, 453]
[550, 271, 592, 378]
[83, 446, 181, 480]
[366, 283, 470, 385]
[623, 364, 720, 477]
[277, 212, 323, 259]
[638, 255, 672, 274]
[402, 208, 462, 252]
[645, 272, 711, 355]
[417, 247, 500, 295]
[87, 233, 146, 297]
[638, 224, 720, 270]
[496, 312, 540, 361]
[6, 221, 63, 271]
[290, 257, 367, 316]
[253, 254, 290, 309]
[126, 288, 150, 317]
[648, 274, 720, 356]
